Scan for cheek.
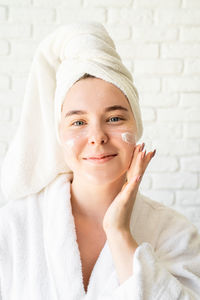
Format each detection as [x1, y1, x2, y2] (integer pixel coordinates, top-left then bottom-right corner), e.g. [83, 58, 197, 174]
[108, 132, 135, 171]
[60, 128, 136, 152]
[109, 130, 136, 153]
[59, 127, 87, 160]
[59, 125, 136, 166]
[113, 131, 136, 164]
[120, 142, 135, 170]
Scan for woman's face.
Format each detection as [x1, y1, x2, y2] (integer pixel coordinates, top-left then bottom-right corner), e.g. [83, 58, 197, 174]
[59, 77, 137, 185]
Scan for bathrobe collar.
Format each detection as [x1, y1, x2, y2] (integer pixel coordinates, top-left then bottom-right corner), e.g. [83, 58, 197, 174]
[43, 174, 140, 300]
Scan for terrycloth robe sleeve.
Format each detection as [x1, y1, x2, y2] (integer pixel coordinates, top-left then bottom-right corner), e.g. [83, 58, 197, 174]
[0, 262, 2, 300]
[0, 279, 2, 300]
[98, 210, 200, 300]
[0, 233, 3, 300]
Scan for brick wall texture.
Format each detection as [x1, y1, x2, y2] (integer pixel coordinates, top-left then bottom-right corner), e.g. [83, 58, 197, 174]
[0, 0, 200, 231]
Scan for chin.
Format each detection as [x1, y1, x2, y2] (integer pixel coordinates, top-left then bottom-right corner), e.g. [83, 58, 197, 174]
[81, 169, 127, 186]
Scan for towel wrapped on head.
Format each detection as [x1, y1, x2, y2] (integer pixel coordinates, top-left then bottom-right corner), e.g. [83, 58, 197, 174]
[0, 21, 143, 201]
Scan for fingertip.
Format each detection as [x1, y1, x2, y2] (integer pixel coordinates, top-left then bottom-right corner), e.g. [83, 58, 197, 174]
[141, 150, 146, 159]
[151, 149, 156, 158]
[136, 175, 142, 182]
[139, 142, 145, 152]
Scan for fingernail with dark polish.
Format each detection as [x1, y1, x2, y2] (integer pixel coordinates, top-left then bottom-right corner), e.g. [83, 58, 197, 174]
[140, 143, 145, 152]
[152, 149, 156, 157]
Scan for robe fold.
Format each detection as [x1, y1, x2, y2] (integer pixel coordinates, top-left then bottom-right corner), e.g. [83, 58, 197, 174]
[0, 173, 200, 299]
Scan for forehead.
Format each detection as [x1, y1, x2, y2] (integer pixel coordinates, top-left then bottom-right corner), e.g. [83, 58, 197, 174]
[62, 77, 132, 112]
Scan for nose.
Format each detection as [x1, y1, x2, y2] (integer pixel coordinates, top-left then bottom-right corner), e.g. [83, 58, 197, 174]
[87, 125, 108, 145]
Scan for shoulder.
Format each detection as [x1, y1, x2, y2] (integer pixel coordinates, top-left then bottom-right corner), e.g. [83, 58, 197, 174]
[0, 189, 43, 217]
[134, 191, 200, 249]
[0, 173, 71, 233]
[0, 190, 44, 244]
[138, 191, 194, 227]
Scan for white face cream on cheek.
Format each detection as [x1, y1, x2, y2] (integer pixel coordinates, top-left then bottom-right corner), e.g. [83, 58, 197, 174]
[60, 129, 136, 150]
[60, 129, 88, 152]
[62, 135, 82, 151]
[63, 138, 76, 148]
[108, 130, 136, 145]
[121, 132, 136, 144]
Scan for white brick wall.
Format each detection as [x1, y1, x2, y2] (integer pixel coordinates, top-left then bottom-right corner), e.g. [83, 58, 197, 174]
[0, 0, 200, 232]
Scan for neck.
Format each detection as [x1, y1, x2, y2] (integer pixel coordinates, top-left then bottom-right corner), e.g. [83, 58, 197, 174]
[70, 174, 126, 223]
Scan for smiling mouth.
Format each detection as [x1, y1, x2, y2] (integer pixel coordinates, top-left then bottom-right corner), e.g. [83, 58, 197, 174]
[84, 154, 117, 160]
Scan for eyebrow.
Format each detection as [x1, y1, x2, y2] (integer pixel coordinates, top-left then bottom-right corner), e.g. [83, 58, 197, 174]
[65, 105, 129, 118]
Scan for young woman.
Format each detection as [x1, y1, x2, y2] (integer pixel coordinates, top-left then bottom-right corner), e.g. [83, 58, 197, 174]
[59, 73, 155, 293]
[0, 22, 200, 300]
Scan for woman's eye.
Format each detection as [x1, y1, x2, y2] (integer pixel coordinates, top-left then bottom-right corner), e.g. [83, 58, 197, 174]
[108, 116, 124, 123]
[72, 120, 85, 126]
[71, 117, 125, 126]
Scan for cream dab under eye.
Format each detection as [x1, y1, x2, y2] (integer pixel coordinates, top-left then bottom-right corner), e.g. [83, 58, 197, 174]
[121, 132, 135, 144]
[60, 130, 136, 151]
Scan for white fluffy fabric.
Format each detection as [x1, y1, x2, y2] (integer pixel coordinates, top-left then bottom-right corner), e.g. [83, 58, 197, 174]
[0, 174, 200, 299]
[0, 21, 143, 201]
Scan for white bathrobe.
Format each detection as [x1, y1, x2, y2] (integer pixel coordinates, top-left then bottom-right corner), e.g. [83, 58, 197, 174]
[0, 173, 200, 300]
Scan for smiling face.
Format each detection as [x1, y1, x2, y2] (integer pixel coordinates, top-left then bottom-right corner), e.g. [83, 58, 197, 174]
[59, 77, 137, 185]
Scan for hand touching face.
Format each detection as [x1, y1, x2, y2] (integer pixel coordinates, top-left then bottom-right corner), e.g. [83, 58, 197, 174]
[103, 142, 156, 233]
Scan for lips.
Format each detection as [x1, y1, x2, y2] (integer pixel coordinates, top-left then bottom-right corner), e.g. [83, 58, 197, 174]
[83, 154, 117, 160]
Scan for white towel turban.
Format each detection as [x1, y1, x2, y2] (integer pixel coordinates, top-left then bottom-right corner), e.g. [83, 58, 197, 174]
[0, 21, 143, 201]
